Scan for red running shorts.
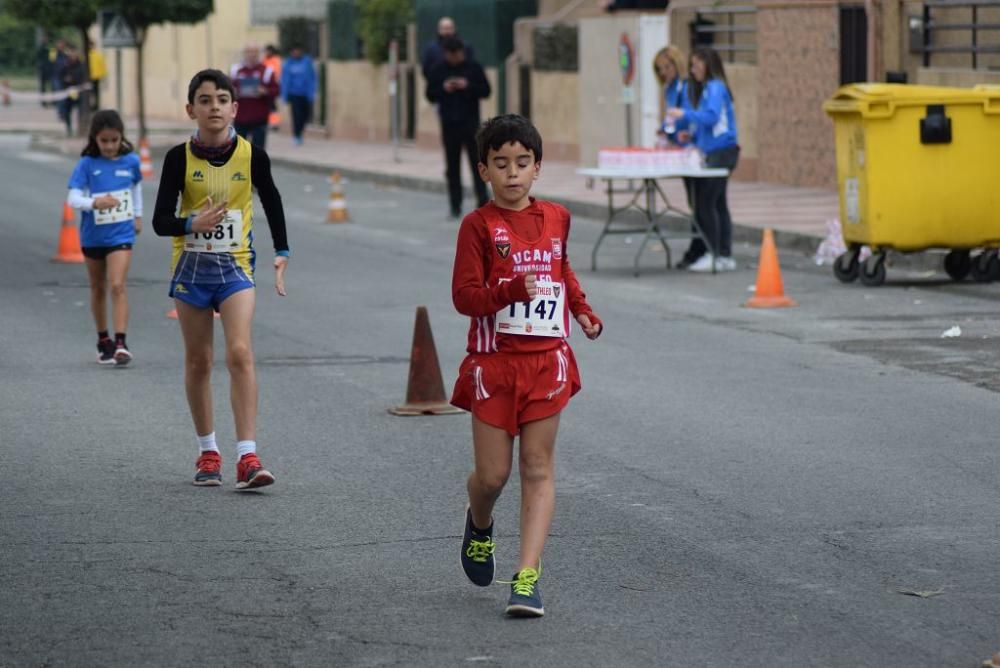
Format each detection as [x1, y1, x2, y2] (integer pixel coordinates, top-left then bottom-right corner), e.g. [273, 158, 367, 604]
[451, 343, 582, 436]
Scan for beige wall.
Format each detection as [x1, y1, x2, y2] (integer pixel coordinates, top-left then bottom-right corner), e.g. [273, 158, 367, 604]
[531, 71, 579, 161]
[756, 1, 839, 187]
[726, 63, 759, 180]
[101, 0, 277, 127]
[326, 61, 498, 147]
[916, 68, 1000, 88]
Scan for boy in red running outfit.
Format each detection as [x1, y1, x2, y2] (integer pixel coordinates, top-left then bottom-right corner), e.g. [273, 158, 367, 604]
[451, 114, 602, 617]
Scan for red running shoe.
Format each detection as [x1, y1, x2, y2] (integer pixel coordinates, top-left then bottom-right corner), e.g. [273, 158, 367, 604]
[193, 451, 222, 486]
[235, 453, 275, 490]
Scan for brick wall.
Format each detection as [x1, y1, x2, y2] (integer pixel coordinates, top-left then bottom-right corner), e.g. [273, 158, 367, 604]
[756, 1, 840, 188]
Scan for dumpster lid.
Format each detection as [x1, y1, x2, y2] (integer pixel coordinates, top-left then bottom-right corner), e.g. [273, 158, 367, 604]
[824, 83, 1000, 118]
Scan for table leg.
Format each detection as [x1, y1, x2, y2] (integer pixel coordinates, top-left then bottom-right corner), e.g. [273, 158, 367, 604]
[633, 179, 661, 276]
[591, 178, 615, 271]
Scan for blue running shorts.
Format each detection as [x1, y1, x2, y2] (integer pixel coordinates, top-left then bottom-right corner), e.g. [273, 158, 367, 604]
[169, 279, 254, 312]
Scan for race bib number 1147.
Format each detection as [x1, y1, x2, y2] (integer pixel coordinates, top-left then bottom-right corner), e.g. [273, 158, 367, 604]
[494, 278, 566, 337]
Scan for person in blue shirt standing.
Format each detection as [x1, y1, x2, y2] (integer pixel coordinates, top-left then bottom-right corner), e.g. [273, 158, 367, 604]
[667, 47, 740, 272]
[280, 45, 316, 146]
[654, 45, 704, 268]
[653, 46, 687, 146]
[66, 110, 143, 365]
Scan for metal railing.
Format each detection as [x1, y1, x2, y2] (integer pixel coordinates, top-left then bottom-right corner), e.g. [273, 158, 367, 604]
[691, 5, 757, 64]
[917, 0, 1000, 68]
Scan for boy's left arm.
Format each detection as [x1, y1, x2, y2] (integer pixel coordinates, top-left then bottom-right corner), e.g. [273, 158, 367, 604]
[561, 216, 603, 339]
[250, 145, 290, 296]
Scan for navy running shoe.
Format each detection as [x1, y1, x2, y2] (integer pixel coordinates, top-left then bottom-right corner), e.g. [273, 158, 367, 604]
[461, 507, 495, 586]
[504, 568, 544, 617]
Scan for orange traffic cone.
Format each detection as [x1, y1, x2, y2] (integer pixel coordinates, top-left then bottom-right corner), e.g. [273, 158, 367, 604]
[51, 203, 84, 263]
[327, 171, 349, 223]
[139, 137, 154, 178]
[389, 306, 464, 416]
[746, 228, 797, 308]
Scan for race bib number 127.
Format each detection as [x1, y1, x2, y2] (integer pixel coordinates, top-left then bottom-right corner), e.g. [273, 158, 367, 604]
[93, 189, 134, 225]
[495, 278, 566, 337]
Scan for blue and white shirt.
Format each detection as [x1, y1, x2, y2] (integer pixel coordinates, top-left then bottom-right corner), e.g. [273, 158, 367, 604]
[682, 79, 739, 156]
[67, 153, 143, 247]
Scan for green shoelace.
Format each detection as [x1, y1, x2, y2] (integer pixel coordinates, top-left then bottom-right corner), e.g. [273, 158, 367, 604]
[465, 536, 496, 563]
[501, 566, 541, 596]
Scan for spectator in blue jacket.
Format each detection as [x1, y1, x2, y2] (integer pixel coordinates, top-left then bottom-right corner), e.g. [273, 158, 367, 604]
[667, 47, 740, 272]
[281, 46, 316, 146]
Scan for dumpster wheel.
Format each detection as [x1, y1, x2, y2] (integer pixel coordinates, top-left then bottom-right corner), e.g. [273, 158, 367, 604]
[943, 250, 972, 281]
[971, 250, 999, 283]
[833, 249, 861, 283]
[860, 253, 887, 287]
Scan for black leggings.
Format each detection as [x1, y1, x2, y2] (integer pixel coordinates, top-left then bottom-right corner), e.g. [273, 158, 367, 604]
[691, 145, 740, 257]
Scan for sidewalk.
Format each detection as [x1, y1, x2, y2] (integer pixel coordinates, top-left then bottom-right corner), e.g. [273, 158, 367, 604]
[1, 101, 837, 251]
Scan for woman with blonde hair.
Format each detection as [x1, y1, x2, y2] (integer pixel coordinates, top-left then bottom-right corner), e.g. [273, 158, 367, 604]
[654, 45, 704, 267]
[653, 45, 687, 146]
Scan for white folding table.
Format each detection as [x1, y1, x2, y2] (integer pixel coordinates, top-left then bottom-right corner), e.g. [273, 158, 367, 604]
[576, 166, 729, 276]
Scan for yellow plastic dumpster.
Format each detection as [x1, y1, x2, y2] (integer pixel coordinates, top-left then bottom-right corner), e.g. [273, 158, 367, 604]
[823, 83, 1000, 285]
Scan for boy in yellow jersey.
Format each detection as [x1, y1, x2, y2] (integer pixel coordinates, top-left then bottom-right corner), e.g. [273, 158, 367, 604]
[152, 69, 289, 490]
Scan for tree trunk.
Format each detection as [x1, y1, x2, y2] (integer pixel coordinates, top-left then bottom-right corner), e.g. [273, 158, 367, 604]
[136, 27, 146, 139]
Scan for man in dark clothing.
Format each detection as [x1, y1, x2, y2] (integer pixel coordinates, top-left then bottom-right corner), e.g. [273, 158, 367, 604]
[425, 37, 490, 219]
[421, 17, 475, 80]
[57, 46, 86, 136]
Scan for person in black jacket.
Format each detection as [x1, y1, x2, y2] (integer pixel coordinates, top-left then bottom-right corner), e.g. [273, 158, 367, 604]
[421, 17, 476, 80]
[425, 37, 491, 219]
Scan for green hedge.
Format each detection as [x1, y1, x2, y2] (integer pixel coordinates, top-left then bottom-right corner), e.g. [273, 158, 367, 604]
[415, 0, 537, 68]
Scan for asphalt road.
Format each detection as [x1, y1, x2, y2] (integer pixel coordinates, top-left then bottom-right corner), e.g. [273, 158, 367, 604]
[2, 133, 1000, 667]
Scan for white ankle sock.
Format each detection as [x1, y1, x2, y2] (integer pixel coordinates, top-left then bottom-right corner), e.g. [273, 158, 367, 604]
[237, 440, 256, 459]
[197, 432, 218, 453]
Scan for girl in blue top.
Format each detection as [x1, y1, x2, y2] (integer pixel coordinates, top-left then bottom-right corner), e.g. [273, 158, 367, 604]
[667, 47, 740, 272]
[67, 110, 143, 365]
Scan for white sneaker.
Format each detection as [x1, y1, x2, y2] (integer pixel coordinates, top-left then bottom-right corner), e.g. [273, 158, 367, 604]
[716, 256, 738, 271]
[687, 254, 717, 272]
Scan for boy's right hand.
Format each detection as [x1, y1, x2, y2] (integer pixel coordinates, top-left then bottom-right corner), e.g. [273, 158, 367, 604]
[191, 197, 229, 233]
[93, 195, 120, 210]
[523, 273, 538, 298]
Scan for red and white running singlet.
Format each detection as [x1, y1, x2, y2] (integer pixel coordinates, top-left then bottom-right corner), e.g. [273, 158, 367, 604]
[465, 202, 572, 354]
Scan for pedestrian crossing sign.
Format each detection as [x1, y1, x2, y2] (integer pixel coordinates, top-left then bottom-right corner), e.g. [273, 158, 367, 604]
[100, 11, 136, 48]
